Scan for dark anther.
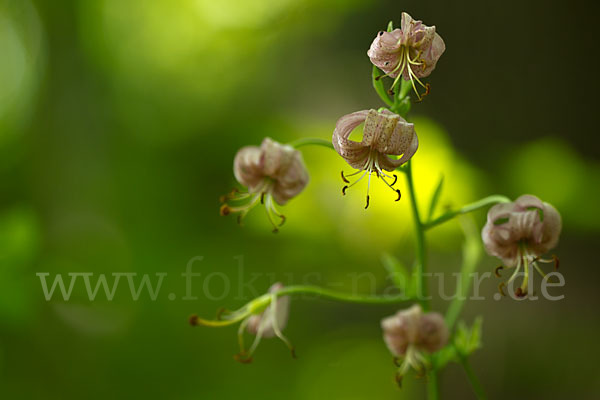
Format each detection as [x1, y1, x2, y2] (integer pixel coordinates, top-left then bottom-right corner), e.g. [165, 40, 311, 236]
[495, 265, 504, 278]
[279, 215, 286, 226]
[260, 192, 265, 204]
[553, 254, 560, 270]
[236, 215, 243, 225]
[272, 227, 279, 234]
[375, 75, 382, 81]
[342, 185, 348, 195]
[341, 170, 349, 183]
[498, 282, 506, 297]
[393, 357, 401, 367]
[290, 347, 297, 359]
[515, 288, 527, 298]
[395, 189, 401, 202]
[189, 314, 199, 326]
[388, 89, 395, 95]
[365, 195, 370, 209]
[390, 174, 398, 186]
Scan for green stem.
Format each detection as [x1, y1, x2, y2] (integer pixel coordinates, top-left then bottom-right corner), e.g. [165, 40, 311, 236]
[288, 137, 334, 150]
[276, 285, 411, 305]
[459, 357, 487, 400]
[424, 195, 511, 230]
[403, 160, 429, 310]
[427, 368, 441, 400]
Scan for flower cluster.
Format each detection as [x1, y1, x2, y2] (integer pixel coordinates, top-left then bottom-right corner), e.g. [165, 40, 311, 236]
[381, 304, 448, 384]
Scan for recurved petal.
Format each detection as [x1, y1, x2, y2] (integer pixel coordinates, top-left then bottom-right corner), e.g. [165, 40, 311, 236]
[415, 32, 445, 78]
[367, 29, 404, 76]
[247, 283, 290, 338]
[332, 110, 371, 169]
[233, 145, 265, 190]
[530, 202, 562, 254]
[271, 151, 309, 205]
[481, 219, 521, 267]
[416, 312, 448, 353]
[376, 123, 418, 171]
[514, 194, 544, 212]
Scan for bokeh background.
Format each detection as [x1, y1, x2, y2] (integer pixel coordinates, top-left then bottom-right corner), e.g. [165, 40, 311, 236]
[1, 0, 599, 398]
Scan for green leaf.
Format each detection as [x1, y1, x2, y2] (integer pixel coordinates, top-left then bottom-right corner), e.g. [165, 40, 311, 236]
[381, 253, 410, 294]
[372, 65, 394, 107]
[454, 317, 483, 357]
[427, 175, 445, 221]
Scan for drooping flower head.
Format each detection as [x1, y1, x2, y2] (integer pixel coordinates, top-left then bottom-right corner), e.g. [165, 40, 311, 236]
[190, 282, 294, 363]
[482, 195, 562, 297]
[368, 12, 445, 100]
[220, 138, 309, 232]
[332, 109, 418, 208]
[381, 304, 448, 384]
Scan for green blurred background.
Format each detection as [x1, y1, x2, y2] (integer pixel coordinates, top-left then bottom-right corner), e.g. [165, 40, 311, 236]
[1, 0, 599, 398]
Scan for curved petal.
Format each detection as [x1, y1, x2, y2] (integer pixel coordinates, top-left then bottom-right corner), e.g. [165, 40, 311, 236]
[233, 145, 264, 190]
[332, 110, 370, 169]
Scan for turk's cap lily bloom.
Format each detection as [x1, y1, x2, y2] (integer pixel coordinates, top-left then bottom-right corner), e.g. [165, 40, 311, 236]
[189, 282, 294, 363]
[368, 12, 445, 100]
[332, 109, 418, 208]
[220, 138, 309, 232]
[482, 194, 562, 297]
[381, 304, 448, 384]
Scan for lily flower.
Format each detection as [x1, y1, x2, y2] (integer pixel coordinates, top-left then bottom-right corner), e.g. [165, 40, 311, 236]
[368, 12, 445, 100]
[220, 138, 309, 232]
[482, 195, 562, 297]
[381, 304, 448, 385]
[190, 282, 294, 363]
[332, 109, 418, 208]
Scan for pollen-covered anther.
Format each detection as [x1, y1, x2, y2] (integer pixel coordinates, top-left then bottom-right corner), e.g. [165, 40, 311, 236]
[189, 314, 199, 326]
[220, 204, 231, 216]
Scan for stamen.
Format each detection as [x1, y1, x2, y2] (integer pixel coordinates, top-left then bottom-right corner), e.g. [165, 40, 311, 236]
[365, 170, 373, 209]
[495, 265, 504, 277]
[220, 204, 231, 216]
[189, 314, 199, 326]
[341, 170, 349, 183]
[498, 282, 506, 296]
